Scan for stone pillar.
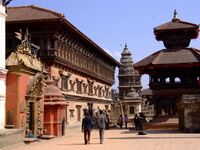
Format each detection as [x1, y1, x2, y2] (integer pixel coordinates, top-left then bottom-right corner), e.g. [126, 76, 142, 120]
[0, 2, 7, 129]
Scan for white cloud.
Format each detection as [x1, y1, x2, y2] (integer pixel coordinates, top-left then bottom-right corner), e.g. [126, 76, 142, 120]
[104, 49, 121, 61]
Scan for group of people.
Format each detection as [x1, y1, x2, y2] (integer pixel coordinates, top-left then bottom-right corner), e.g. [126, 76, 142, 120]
[81, 110, 108, 145]
[82, 111, 142, 145]
[118, 114, 140, 130]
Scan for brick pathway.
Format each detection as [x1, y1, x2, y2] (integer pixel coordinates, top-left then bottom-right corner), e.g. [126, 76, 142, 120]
[2, 128, 200, 150]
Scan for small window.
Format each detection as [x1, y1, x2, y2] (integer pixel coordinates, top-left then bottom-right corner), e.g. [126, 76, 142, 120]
[130, 106, 134, 114]
[69, 109, 74, 118]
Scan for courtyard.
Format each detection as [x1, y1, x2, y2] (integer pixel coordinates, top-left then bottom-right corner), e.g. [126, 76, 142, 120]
[2, 127, 200, 150]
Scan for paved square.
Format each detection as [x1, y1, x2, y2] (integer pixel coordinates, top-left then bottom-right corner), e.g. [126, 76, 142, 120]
[3, 128, 200, 150]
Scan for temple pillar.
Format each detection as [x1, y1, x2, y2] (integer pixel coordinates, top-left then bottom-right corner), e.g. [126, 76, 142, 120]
[0, 2, 7, 129]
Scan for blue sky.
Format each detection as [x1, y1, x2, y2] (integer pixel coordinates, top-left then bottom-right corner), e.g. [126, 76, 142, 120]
[8, 0, 200, 90]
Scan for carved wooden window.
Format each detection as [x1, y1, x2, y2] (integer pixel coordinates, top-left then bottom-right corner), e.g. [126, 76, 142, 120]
[76, 105, 82, 121]
[50, 39, 55, 49]
[62, 43, 65, 58]
[59, 41, 62, 57]
[83, 83, 88, 94]
[76, 79, 83, 94]
[105, 86, 109, 98]
[66, 45, 69, 60]
[102, 89, 105, 97]
[87, 103, 93, 118]
[105, 105, 108, 110]
[83, 57, 86, 68]
[72, 49, 74, 63]
[43, 38, 47, 49]
[94, 86, 98, 96]
[52, 76, 60, 87]
[98, 86, 102, 97]
[87, 79, 94, 96]
[60, 74, 70, 92]
[69, 46, 72, 62]
[69, 80, 75, 92]
[69, 109, 74, 118]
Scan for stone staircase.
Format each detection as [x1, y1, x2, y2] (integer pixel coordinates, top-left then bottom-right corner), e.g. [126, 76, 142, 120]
[143, 116, 179, 130]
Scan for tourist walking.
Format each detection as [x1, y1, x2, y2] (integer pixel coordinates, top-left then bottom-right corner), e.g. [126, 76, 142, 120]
[96, 110, 107, 144]
[82, 111, 93, 145]
[118, 115, 123, 128]
[124, 114, 129, 129]
[133, 114, 140, 130]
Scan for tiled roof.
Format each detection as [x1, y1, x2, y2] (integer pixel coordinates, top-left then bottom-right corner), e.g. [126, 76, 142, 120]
[134, 48, 200, 68]
[6, 5, 64, 22]
[155, 20, 198, 31]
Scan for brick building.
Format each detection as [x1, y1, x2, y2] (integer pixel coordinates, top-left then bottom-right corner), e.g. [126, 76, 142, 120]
[5, 5, 120, 137]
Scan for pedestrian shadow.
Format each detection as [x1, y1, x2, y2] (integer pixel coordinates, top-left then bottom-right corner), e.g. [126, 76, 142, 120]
[107, 136, 200, 140]
[120, 129, 185, 134]
[58, 142, 101, 146]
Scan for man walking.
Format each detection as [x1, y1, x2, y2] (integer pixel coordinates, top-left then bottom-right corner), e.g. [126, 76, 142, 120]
[96, 110, 107, 144]
[82, 111, 93, 145]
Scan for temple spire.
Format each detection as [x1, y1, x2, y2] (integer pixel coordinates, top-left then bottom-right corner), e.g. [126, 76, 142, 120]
[125, 43, 127, 48]
[172, 9, 180, 22]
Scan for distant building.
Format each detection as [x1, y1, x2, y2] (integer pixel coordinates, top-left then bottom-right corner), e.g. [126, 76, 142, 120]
[141, 88, 153, 105]
[111, 89, 119, 101]
[118, 44, 142, 100]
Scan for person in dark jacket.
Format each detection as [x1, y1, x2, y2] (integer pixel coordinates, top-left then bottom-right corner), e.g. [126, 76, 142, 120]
[134, 114, 140, 130]
[82, 111, 93, 145]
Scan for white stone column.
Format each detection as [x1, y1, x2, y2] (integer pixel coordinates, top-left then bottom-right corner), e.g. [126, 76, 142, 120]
[0, 2, 8, 129]
[0, 68, 8, 129]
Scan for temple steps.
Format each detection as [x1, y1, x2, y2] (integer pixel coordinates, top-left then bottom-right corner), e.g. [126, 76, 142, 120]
[144, 116, 179, 130]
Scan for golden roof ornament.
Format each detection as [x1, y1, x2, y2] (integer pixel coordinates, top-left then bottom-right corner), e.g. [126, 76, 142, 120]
[15, 28, 40, 57]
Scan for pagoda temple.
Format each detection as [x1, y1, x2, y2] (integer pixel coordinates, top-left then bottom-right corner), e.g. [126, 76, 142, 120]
[134, 10, 200, 117]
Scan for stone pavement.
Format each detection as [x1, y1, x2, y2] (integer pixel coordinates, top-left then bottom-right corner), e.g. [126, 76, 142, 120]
[2, 127, 200, 150]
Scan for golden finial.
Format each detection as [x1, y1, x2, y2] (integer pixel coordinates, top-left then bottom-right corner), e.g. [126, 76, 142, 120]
[172, 9, 180, 22]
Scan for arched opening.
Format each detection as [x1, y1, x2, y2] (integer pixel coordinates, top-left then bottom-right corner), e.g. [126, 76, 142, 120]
[175, 77, 181, 83]
[62, 118, 65, 136]
[165, 77, 170, 83]
[7, 110, 14, 126]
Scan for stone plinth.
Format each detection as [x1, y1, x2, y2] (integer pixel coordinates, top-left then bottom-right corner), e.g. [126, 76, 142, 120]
[177, 94, 200, 133]
[0, 129, 23, 149]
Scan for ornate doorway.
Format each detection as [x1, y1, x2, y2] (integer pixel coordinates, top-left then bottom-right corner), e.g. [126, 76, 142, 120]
[25, 72, 44, 137]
